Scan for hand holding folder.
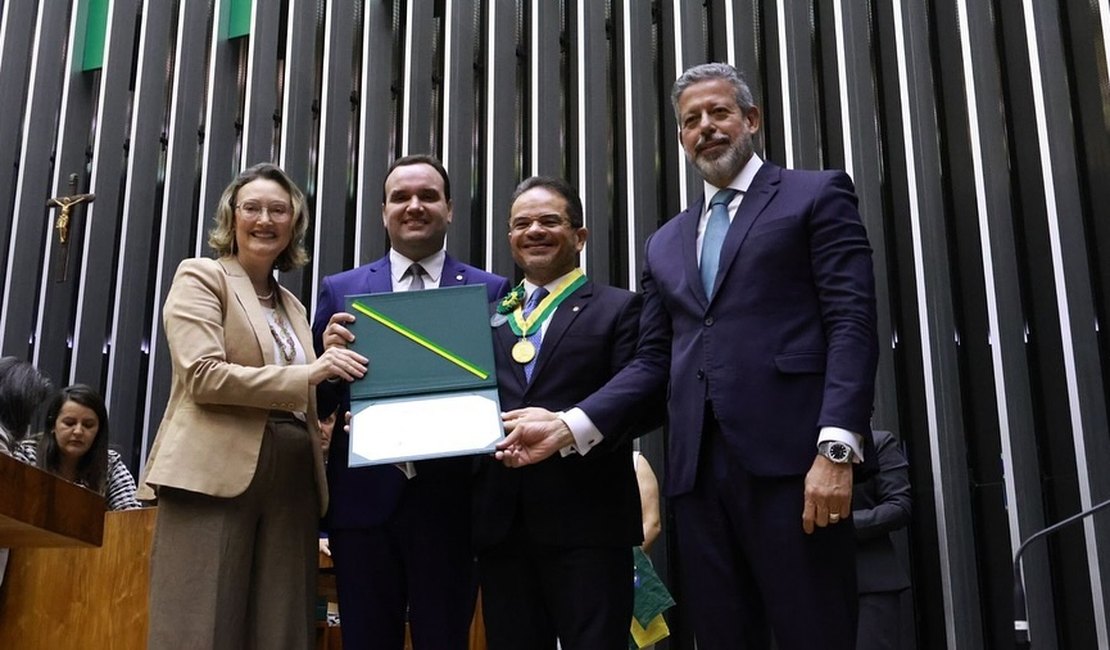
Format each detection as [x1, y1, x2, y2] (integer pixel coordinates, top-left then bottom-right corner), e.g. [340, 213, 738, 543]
[344, 285, 503, 467]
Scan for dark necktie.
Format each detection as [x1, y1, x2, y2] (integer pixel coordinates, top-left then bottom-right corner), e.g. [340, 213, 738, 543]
[522, 288, 549, 382]
[406, 263, 425, 291]
[699, 188, 738, 297]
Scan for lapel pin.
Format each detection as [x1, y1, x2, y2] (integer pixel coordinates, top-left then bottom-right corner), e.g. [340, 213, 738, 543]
[455, 273, 464, 281]
[572, 305, 580, 312]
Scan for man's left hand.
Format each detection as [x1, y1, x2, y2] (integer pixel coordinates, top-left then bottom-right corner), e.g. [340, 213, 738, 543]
[802, 455, 853, 534]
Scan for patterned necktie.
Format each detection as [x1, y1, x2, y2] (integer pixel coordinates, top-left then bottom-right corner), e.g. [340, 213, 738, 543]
[522, 288, 549, 382]
[699, 188, 738, 297]
[406, 263, 425, 291]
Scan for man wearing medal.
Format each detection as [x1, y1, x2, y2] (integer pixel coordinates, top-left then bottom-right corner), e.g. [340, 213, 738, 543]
[472, 176, 648, 649]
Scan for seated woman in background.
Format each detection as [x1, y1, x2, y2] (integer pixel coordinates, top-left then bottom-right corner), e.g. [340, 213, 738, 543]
[19, 384, 141, 511]
[0, 356, 55, 455]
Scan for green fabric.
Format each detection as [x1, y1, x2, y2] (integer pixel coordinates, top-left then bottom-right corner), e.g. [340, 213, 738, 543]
[632, 547, 675, 625]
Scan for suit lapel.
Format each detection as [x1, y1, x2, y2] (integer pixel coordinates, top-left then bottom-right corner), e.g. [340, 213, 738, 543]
[441, 254, 468, 287]
[494, 317, 527, 387]
[677, 199, 708, 305]
[710, 164, 780, 301]
[219, 257, 274, 365]
[364, 256, 393, 294]
[524, 281, 592, 391]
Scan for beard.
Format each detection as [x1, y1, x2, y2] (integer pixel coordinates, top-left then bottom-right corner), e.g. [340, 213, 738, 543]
[691, 134, 752, 185]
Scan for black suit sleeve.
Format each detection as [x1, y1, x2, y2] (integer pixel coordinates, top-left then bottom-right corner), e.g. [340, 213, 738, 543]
[853, 430, 911, 540]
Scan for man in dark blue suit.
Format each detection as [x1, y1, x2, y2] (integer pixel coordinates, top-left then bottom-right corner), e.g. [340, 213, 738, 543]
[312, 154, 510, 649]
[473, 176, 646, 649]
[499, 63, 879, 649]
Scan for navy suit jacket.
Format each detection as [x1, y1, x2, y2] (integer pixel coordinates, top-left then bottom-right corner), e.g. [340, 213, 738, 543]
[312, 253, 510, 529]
[473, 281, 646, 550]
[580, 162, 879, 496]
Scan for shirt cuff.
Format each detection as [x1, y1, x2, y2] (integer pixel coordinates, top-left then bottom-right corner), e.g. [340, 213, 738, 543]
[818, 426, 865, 463]
[558, 407, 604, 457]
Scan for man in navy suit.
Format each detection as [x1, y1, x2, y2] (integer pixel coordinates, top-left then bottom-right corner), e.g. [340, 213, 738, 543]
[499, 63, 879, 649]
[473, 176, 646, 649]
[313, 154, 510, 649]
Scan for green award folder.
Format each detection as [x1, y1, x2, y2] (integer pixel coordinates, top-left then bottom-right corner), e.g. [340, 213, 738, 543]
[344, 284, 502, 467]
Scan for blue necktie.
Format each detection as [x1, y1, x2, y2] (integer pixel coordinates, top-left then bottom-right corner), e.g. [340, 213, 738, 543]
[700, 188, 738, 297]
[522, 288, 549, 382]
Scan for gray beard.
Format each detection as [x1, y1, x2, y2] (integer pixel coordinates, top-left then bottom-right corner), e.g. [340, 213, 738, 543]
[692, 138, 751, 186]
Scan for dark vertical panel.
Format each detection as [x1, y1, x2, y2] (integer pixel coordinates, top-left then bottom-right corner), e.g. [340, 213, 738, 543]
[107, 0, 176, 471]
[937, 0, 1059, 646]
[277, 0, 322, 302]
[0, 1, 39, 294]
[0, 0, 63, 360]
[1026, 0, 1110, 643]
[612, 0, 660, 288]
[442, 0, 479, 263]
[779, 0, 822, 167]
[197, 0, 245, 249]
[1062, 0, 1110, 413]
[480, 0, 521, 278]
[526, 0, 562, 177]
[33, 0, 98, 386]
[142, 0, 212, 463]
[240, 0, 281, 165]
[312, 0, 357, 286]
[354, 0, 394, 268]
[873, 0, 985, 646]
[661, 0, 706, 221]
[400, 0, 435, 155]
[71, 0, 140, 393]
[569, 0, 612, 283]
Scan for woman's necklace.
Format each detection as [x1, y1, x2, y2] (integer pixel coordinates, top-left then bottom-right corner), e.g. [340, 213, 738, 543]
[256, 288, 274, 301]
[267, 306, 297, 364]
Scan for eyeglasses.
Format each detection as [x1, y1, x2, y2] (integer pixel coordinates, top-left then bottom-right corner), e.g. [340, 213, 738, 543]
[509, 214, 572, 233]
[236, 202, 292, 222]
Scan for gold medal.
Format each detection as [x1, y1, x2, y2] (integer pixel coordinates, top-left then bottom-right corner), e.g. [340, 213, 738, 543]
[512, 339, 536, 364]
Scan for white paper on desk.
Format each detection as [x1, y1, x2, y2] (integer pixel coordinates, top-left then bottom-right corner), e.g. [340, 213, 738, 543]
[349, 391, 503, 466]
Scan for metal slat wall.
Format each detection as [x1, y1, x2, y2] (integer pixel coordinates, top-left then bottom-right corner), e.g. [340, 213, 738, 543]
[0, 1, 1107, 647]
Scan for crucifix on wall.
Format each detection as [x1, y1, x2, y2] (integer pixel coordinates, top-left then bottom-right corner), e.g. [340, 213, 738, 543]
[45, 173, 95, 282]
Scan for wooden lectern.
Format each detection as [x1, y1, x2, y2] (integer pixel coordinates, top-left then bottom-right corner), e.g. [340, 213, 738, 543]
[0, 454, 150, 650]
[0, 452, 105, 547]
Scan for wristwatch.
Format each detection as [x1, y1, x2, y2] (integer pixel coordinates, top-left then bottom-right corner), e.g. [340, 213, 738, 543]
[818, 440, 854, 464]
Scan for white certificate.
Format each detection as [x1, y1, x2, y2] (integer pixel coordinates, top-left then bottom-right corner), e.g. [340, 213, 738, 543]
[348, 389, 503, 466]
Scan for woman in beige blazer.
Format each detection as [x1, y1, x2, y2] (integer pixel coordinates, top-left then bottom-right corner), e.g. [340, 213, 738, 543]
[141, 163, 366, 650]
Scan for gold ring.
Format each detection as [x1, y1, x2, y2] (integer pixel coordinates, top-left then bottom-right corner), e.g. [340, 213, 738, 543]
[829, 514, 840, 522]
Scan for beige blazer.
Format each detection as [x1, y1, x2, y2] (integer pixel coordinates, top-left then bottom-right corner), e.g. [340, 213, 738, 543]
[138, 256, 327, 514]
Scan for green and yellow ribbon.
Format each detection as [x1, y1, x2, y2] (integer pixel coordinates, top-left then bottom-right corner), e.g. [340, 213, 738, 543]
[350, 301, 490, 380]
[508, 268, 587, 337]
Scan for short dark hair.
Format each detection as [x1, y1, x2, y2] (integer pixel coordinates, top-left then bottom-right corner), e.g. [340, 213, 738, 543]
[209, 162, 310, 272]
[671, 62, 756, 120]
[37, 384, 110, 493]
[0, 356, 54, 445]
[381, 154, 452, 203]
[510, 176, 585, 228]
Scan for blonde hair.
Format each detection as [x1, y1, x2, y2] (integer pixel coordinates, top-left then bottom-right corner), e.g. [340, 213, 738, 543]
[207, 162, 310, 271]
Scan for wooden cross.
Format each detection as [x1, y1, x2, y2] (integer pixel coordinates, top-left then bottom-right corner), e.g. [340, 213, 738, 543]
[46, 174, 95, 282]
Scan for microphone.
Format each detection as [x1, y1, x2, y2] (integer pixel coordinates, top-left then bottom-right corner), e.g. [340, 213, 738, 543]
[1013, 496, 1110, 648]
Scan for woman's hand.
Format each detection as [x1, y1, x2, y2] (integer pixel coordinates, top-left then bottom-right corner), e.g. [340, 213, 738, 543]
[309, 347, 367, 385]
